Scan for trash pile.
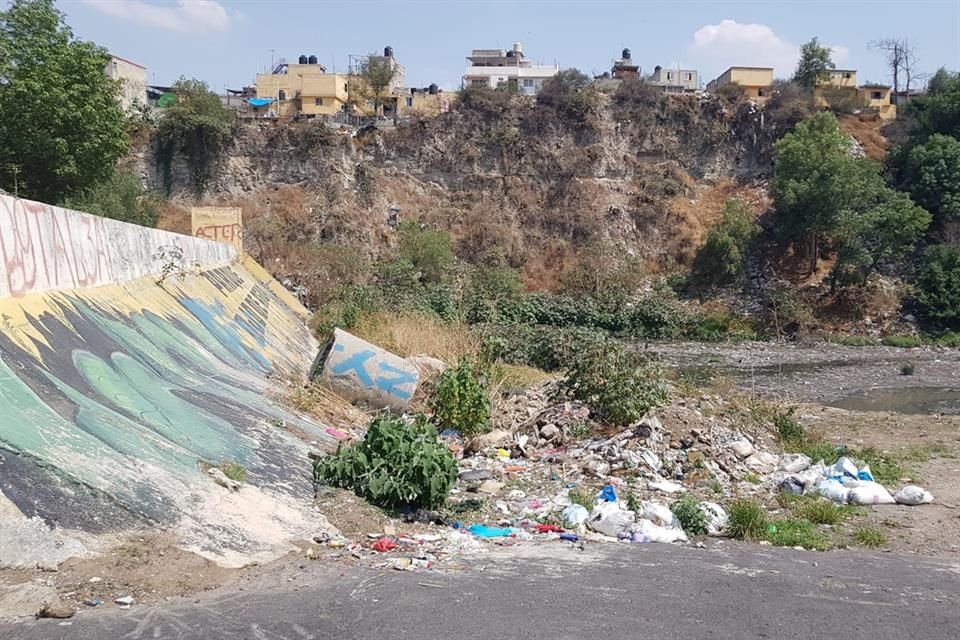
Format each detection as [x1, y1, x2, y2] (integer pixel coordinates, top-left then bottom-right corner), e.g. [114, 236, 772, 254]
[779, 455, 935, 506]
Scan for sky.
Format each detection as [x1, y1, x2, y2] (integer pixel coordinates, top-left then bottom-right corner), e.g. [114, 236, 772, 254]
[50, 0, 960, 91]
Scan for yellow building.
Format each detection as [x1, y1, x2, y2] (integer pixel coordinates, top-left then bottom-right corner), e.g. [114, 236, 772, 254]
[858, 84, 897, 120]
[396, 87, 454, 118]
[255, 62, 349, 118]
[706, 67, 774, 102]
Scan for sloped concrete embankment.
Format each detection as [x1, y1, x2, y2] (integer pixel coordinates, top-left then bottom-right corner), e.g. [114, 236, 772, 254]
[0, 195, 336, 568]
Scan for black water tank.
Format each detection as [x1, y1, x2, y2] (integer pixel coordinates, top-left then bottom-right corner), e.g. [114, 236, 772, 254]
[622, 48, 631, 60]
[308, 54, 318, 65]
[429, 83, 438, 95]
[384, 45, 394, 58]
[298, 54, 308, 64]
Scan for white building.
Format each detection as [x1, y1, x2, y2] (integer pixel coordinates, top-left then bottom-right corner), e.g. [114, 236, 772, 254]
[649, 65, 699, 92]
[105, 55, 147, 113]
[462, 42, 559, 96]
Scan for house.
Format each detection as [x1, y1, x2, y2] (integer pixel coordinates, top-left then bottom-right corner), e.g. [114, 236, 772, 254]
[858, 84, 897, 120]
[611, 48, 640, 80]
[348, 46, 408, 117]
[706, 66, 774, 102]
[462, 42, 559, 95]
[397, 85, 452, 117]
[105, 55, 147, 113]
[255, 56, 349, 118]
[649, 65, 698, 92]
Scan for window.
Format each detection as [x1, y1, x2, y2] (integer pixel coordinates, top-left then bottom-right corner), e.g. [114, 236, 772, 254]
[844, 72, 852, 79]
[666, 72, 672, 80]
[278, 89, 286, 101]
[871, 91, 883, 100]
[405, 96, 413, 107]
[758, 89, 767, 97]
[470, 78, 487, 87]
[686, 73, 692, 81]
[315, 97, 323, 106]
[523, 78, 534, 87]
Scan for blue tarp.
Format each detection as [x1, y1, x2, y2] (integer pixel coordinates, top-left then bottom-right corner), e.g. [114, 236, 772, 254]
[247, 98, 275, 107]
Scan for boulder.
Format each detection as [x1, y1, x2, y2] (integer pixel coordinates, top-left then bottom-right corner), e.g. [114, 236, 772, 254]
[730, 439, 755, 459]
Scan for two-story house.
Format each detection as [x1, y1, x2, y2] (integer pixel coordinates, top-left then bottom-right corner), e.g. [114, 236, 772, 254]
[255, 56, 350, 118]
[462, 42, 559, 95]
[706, 66, 774, 102]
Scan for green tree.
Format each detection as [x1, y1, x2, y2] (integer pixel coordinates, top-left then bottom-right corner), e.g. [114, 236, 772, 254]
[917, 244, 960, 326]
[772, 112, 858, 272]
[65, 173, 160, 227]
[353, 55, 399, 116]
[905, 68, 960, 139]
[793, 38, 835, 90]
[692, 199, 759, 287]
[155, 77, 235, 196]
[398, 221, 454, 284]
[831, 188, 931, 287]
[0, 0, 127, 203]
[537, 68, 599, 123]
[903, 134, 960, 226]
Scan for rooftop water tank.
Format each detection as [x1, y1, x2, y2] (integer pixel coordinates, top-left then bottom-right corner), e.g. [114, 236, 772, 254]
[308, 54, 318, 65]
[298, 54, 308, 64]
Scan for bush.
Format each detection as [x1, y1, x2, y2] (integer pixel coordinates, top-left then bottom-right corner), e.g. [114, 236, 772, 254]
[727, 499, 768, 540]
[559, 338, 668, 426]
[853, 526, 886, 547]
[918, 244, 960, 327]
[900, 362, 916, 376]
[772, 406, 805, 445]
[427, 358, 491, 435]
[398, 221, 455, 285]
[670, 496, 709, 536]
[65, 173, 161, 227]
[314, 414, 457, 509]
[789, 496, 857, 525]
[766, 518, 830, 550]
[691, 199, 759, 287]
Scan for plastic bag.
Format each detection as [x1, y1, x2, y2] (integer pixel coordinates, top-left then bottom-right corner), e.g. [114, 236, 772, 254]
[829, 457, 859, 480]
[632, 518, 688, 543]
[780, 453, 812, 474]
[700, 502, 728, 536]
[562, 504, 590, 527]
[894, 485, 934, 506]
[467, 524, 515, 537]
[847, 481, 895, 505]
[816, 478, 849, 504]
[640, 502, 678, 528]
[779, 476, 805, 495]
[587, 502, 635, 538]
[857, 465, 875, 482]
[599, 485, 618, 503]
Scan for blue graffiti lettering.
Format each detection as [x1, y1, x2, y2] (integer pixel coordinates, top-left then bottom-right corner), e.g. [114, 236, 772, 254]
[374, 363, 417, 400]
[330, 350, 375, 385]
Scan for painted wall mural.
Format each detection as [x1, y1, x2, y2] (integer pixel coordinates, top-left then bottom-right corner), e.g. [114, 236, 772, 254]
[0, 196, 331, 533]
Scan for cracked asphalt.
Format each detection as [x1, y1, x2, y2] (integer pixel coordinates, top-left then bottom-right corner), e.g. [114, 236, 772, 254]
[3, 541, 958, 640]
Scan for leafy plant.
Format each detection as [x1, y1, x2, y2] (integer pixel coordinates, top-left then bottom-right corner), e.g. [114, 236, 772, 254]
[219, 461, 247, 483]
[568, 488, 595, 511]
[314, 414, 457, 509]
[900, 362, 916, 376]
[766, 518, 831, 551]
[398, 222, 455, 285]
[772, 406, 805, 445]
[626, 492, 641, 513]
[853, 526, 887, 547]
[65, 173, 160, 227]
[918, 244, 960, 327]
[427, 358, 491, 436]
[558, 338, 668, 426]
[691, 199, 759, 287]
[727, 499, 768, 540]
[670, 496, 709, 536]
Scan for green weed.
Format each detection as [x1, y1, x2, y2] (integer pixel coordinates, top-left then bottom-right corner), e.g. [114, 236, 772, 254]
[853, 527, 887, 548]
[766, 518, 831, 551]
[670, 496, 709, 536]
[727, 499, 768, 541]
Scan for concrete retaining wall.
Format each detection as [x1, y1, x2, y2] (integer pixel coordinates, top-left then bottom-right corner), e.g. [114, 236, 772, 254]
[0, 194, 235, 298]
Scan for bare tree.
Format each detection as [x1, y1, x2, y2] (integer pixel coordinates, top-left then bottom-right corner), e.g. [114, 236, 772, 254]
[870, 38, 924, 103]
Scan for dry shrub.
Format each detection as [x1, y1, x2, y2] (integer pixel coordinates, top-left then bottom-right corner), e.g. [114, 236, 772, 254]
[352, 312, 480, 363]
[273, 374, 370, 435]
[155, 200, 192, 234]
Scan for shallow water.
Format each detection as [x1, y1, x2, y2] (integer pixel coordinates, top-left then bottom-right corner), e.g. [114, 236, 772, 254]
[826, 387, 960, 415]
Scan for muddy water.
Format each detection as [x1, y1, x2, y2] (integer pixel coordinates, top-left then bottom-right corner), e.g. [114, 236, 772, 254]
[657, 341, 960, 415]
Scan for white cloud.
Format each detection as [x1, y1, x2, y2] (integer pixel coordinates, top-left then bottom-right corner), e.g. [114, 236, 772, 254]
[689, 19, 849, 81]
[80, 0, 231, 34]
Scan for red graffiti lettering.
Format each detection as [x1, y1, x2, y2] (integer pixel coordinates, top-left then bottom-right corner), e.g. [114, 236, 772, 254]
[195, 224, 243, 243]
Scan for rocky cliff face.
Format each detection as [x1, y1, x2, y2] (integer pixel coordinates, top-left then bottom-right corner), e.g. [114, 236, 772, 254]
[146, 90, 789, 285]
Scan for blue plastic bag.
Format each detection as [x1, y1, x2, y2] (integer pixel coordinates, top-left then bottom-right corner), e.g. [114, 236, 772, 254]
[467, 524, 514, 538]
[599, 485, 618, 502]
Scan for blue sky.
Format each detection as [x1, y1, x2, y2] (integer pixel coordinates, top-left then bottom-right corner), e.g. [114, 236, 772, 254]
[55, 0, 960, 91]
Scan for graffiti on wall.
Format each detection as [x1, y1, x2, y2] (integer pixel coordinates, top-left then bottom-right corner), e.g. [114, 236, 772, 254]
[191, 207, 243, 253]
[0, 195, 234, 299]
[0, 262, 332, 531]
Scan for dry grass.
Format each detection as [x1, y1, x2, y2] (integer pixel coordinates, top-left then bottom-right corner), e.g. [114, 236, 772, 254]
[275, 375, 370, 434]
[838, 113, 887, 161]
[352, 311, 480, 363]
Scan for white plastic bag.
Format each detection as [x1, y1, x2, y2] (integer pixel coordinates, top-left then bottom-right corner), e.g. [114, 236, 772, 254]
[894, 485, 934, 506]
[587, 502, 635, 537]
[632, 517, 688, 543]
[640, 502, 678, 528]
[847, 481, 896, 505]
[700, 501, 728, 536]
[780, 453, 812, 474]
[816, 478, 850, 504]
[562, 504, 590, 526]
[830, 456, 859, 479]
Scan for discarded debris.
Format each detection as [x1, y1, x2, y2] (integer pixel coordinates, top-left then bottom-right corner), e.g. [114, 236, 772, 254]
[37, 603, 75, 619]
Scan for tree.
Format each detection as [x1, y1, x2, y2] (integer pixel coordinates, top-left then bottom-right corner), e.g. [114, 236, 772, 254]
[397, 221, 454, 284]
[353, 55, 399, 116]
[692, 199, 759, 287]
[917, 244, 960, 326]
[65, 173, 160, 227]
[154, 78, 235, 195]
[0, 0, 127, 203]
[903, 134, 960, 226]
[537, 69, 599, 123]
[831, 188, 931, 287]
[870, 38, 925, 103]
[793, 38, 835, 90]
[772, 112, 858, 272]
